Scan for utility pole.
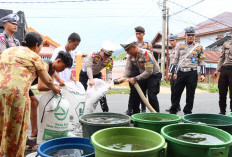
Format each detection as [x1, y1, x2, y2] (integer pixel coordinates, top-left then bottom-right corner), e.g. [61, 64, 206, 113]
[161, 0, 167, 81]
[166, 8, 169, 83]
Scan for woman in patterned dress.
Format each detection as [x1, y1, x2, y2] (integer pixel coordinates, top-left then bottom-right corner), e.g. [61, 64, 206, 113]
[0, 32, 60, 156]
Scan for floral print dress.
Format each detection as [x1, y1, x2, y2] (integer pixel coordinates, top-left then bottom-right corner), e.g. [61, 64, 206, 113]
[0, 46, 46, 157]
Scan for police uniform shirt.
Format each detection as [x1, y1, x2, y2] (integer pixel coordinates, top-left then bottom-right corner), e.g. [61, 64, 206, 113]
[173, 43, 205, 68]
[134, 41, 153, 51]
[168, 46, 178, 73]
[217, 40, 232, 72]
[84, 50, 113, 82]
[0, 31, 20, 54]
[124, 48, 160, 80]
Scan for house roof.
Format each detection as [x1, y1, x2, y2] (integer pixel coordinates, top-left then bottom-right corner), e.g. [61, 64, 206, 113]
[205, 50, 221, 61]
[206, 35, 231, 50]
[28, 27, 60, 47]
[177, 12, 232, 39]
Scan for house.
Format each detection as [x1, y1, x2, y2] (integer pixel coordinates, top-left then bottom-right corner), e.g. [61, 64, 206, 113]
[151, 12, 232, 82]
[177, 12, 232, 50]
[28, 27, 61, 62]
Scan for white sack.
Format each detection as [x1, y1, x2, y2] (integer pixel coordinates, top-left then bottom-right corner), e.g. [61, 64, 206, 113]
[84, 78, 113, 114]
[37, 91, 70, 144]
[61, 81, 85, 130]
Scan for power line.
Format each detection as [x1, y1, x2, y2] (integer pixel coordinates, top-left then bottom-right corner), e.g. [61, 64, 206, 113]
[169, 0, 205, 16]
[168, 0, 231, 28]
[0, 0, 107, 3]
[26, 15, 159, 18]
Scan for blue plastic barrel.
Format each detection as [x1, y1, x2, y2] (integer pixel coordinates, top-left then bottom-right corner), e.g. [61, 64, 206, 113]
[37, 137, 95, 157]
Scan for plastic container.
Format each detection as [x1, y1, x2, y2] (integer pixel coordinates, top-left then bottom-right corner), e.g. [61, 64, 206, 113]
[91, 127, 167, 157]
[228, 112, 232, 117]
[132, 113, 181, 133]
[37, 137, 94, 157]
[79, 112, 131, 138]
[182, 113, 232, 134]
[161, 123, 232, 157]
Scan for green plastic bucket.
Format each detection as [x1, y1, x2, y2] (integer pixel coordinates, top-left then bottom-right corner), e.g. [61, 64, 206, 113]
[91, 127, 167, 157]
[79, 112, 131, 138]
[161, 123, 232, 157]
[132, 113, 181, 133]
[182, 113, 232, 134]
[229, 112, 232, 117]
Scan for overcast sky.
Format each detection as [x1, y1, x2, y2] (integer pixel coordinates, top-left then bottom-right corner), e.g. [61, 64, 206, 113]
[0, 0, 231, 53]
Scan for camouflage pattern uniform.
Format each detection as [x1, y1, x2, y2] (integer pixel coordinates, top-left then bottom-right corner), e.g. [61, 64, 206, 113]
[79, 50, 113, 112]
[216, 40, 232, 114]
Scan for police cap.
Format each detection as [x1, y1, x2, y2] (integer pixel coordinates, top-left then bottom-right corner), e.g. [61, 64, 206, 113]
[102, 41, 115, 56]
[120, 42, 136, 51]
[134, 26, 145, 33]
[169, 34, 178, 41]
[1, 13, 19, 24]
[185, 27, 195, 35]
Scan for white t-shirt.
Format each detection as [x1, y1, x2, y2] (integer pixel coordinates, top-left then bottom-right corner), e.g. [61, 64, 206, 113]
[51, 46, 75, 84]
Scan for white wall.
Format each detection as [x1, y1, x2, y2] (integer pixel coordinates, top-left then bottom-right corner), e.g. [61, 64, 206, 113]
[177, 31, 228, 50]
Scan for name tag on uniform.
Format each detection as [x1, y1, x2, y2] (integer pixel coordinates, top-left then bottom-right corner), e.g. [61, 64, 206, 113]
[145, 62, 153, 69]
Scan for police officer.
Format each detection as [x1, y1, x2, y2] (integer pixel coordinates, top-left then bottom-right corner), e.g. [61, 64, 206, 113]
[166, 34, 181, 112]
[120, 41, 161, 112]
[125, 26, 153, 115]
[79, 41, 115, 112]
[169, 27, 206, 115]
[214, 32, 232, 115]
[0, 13, 20, 54]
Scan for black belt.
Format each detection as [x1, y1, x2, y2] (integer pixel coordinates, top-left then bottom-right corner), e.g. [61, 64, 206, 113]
[179, 67, 197, 72]
[222, 65, 232, 70]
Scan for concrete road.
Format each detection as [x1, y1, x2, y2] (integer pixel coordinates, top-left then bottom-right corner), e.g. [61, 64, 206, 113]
[94, 93, 231, 116]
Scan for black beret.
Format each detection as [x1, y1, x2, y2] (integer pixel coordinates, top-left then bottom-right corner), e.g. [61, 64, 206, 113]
[134, 26, 145, 33]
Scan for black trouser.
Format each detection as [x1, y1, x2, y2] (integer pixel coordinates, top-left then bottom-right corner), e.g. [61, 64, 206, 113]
[79, 70, 109, 112]
[218, 66, 232, 113]
[131, 72, 162, 113]
[170, 70, 198, 114]
[170, 72, 180, 108]
[128, 67, 146, 114]
[128, 80, 146, 114]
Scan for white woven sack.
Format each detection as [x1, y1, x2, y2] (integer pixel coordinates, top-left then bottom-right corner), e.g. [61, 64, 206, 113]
[61, 81, 86, 130]
[37, 91, 70, 144]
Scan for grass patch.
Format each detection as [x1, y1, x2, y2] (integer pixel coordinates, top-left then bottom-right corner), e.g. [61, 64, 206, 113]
[197, 83, 219, 93]
[161, 81, 170, 87]
[107, 88, 130, 94]
[208, 84, 218, 93]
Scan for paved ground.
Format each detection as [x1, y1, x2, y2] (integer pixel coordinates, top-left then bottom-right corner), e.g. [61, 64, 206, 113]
[95, 92, 231, 117]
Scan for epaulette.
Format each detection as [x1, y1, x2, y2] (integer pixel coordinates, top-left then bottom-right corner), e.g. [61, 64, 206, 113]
[180, 44, 185, 48]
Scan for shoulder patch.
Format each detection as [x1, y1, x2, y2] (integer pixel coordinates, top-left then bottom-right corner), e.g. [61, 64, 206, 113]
[0, 36, 6, 42]
[180, 44, 185, 48]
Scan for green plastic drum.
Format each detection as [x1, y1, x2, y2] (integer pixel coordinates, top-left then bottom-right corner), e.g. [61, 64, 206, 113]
[229, 112, 232, 117]
[79, 112, 131, 138]
[132, 113, 181, 133]
[161, 123, 232, 157]
[182, 113, 232, 134]
[91, 127, 167, 157]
